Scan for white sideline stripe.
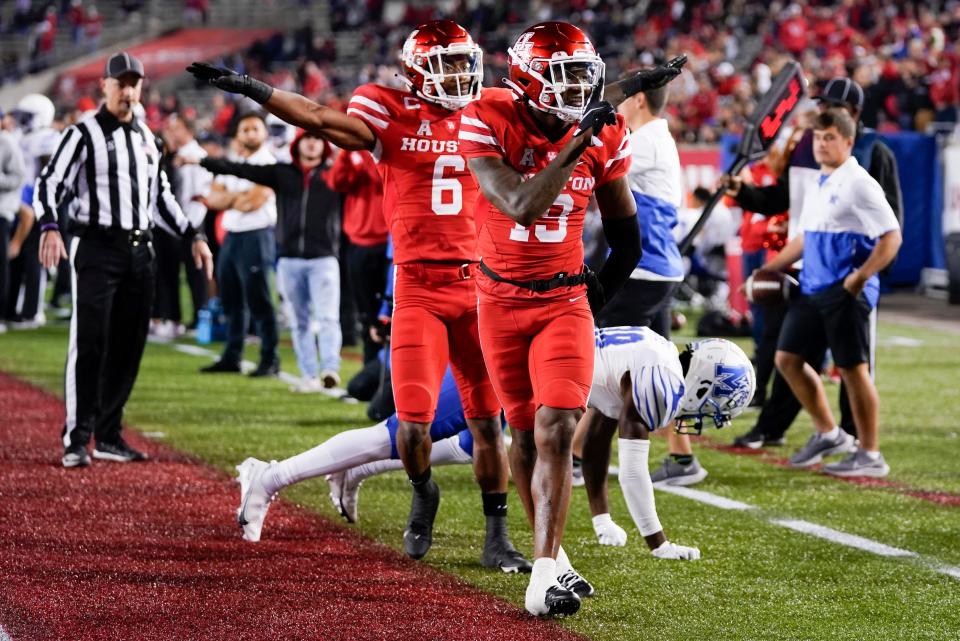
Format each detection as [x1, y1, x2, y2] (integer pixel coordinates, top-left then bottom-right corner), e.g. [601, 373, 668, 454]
[656, 483, 960, 581]
[172, 344, 216, 357]
[654, 483, 755, 511]
[770, 519, 917, 558]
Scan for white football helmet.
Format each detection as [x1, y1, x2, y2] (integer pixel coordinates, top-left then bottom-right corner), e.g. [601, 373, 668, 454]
[13, 93, 55, 132]
[676, 338, 756, 435]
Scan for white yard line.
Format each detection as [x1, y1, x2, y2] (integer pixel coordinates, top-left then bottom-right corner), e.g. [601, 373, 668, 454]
[655, 483, 960, 581]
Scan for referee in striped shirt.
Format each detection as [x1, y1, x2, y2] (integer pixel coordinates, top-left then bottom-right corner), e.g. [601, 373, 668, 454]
[36, 52, 213, 468]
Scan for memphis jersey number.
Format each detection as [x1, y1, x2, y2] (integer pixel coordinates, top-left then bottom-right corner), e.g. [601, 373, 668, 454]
[595, 326, 647, 348]
[509, 193, 574, 243]
[432, 155, 464, 215]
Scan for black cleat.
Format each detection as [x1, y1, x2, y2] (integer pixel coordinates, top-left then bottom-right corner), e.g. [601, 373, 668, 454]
[732, 426, 786, 449]
[248, 360, 280, 378]
[481, 535, 533, 573]
[558, 568, 595, 598]
[544, 586, 581, 618]
[93, 439, 148, 463]
[62, 443, 91, 468]
[200, 359, 241, 374]
[403, 479, 440, 559]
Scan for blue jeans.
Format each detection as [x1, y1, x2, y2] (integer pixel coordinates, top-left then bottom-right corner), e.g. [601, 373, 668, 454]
[277, 256, 341, 378]
[218, 229, 278, 366]
[742, 248, 767, 348]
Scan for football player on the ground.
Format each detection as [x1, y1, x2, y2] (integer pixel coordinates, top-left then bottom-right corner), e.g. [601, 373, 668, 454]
[580, 327, 755, 553]
[188, 21, 529, 572]
[458, 22, 679, 618]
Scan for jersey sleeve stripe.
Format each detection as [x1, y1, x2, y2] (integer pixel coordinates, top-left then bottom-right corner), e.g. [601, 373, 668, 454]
[461, 115, 492, 130]
[458, 130, 501, 148]
[346, 108, 389, 131]
[605, 145, 632, 167]
[349, 95, 390, 115]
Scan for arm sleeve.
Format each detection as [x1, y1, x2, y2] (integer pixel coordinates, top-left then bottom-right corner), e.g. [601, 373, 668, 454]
[734, 172, 790, 215]
[34, 126, 84, 228]
[0, 138, 25, 191]
[598, 213, 642, 301]
[200, 158, 280, 189]
[870, 143, 903, 229]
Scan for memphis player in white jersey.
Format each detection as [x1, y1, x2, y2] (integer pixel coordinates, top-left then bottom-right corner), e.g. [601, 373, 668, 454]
[580, 327, 755, 555]
[322, 327, 754, 569]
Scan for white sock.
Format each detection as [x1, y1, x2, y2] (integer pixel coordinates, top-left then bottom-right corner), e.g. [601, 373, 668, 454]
[531, 557, 557, 583]
[618, 439, 662, 536]
[822, 426, 840, 440]
[263, 422, 393, 495]
[863, 449, 881, 460]
[347, 436, 473, 486]
[555, 545, 572, 576]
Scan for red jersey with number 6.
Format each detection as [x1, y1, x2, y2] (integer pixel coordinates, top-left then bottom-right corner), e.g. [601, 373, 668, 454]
[459, 89, 631, 290]
[347, 83, 479, 265]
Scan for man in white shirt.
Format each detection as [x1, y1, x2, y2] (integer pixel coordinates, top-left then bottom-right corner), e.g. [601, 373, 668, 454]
[153, 113, 213, 333]
[199, 112, 280, 376]
[762, 108, 901, 477]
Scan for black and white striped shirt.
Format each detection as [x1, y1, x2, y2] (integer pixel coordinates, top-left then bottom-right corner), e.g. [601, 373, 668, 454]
[34, 105, 193, 237]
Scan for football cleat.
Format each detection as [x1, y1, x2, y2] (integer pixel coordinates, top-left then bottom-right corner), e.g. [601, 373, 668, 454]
[481, 534, 533, 573]
[557, 568, 595, 598]
[326, 469, 362, 524]
[403, 479, 440, 560]
[236, 458, 277, 542]
[526, 578, 580, 617]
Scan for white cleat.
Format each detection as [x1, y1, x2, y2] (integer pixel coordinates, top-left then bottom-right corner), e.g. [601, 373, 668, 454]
[525, 575, 580, 618]
[236, 457, 276, 542]
[326, 469, 362, 523]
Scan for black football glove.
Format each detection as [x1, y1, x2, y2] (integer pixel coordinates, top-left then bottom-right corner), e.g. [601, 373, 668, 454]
[185, 62, 274, 104]
[584, 266, 606, 316]
[619, 54, 687, 97]
[574, 99, 617, 138]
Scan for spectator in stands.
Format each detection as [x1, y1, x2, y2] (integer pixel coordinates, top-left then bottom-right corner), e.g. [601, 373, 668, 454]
[327, 148, 387, 366]
[198, 112, 280, 377]
[194, 129, 343, 391]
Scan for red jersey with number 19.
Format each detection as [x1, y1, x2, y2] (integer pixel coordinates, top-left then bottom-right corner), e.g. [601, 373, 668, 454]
[459, 89, 631, 298]
[347, 84, 479, 265]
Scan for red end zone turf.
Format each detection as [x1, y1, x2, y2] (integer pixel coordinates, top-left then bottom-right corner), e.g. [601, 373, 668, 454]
[0, 372, 586, 641]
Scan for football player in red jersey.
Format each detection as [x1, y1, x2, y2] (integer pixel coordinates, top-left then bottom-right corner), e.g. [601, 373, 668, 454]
[459, 22, 680, 617]
[187, 21, 532, 572]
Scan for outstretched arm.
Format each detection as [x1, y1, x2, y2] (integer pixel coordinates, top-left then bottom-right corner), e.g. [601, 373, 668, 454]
[186, 63, 376, 151]
[604, 55, 686, 108]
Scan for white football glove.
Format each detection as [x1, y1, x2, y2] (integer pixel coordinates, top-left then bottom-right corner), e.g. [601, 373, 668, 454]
[592, 513, 628, 547]
[651, 540, 701, 560]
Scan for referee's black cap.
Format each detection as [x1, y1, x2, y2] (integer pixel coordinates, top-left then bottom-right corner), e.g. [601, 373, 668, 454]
[815, 77, 864, 111]
[104, 52, 145, 79]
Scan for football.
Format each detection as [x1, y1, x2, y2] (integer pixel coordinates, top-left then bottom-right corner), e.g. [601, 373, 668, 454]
[744, 269, 798, 306]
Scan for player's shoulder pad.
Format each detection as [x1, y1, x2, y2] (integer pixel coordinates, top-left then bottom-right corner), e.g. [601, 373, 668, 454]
[349, 83, 405, 123]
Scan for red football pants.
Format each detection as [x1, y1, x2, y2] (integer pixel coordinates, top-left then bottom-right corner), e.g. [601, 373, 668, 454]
[391, 263, 500, 424]
[477, 294, 594, 431]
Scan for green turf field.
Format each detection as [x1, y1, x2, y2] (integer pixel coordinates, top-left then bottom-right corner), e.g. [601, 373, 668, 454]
[2, 317, 958, 641]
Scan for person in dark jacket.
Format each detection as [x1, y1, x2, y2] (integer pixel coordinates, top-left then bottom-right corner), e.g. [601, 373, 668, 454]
[722, 78, 903, 449]
[195, 129, 343, 392]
